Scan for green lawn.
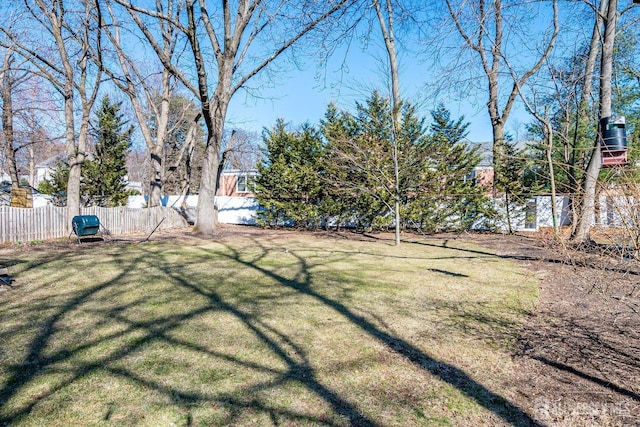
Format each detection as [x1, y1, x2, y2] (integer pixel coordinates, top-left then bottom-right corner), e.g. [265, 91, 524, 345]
[0, 230, 538, 426]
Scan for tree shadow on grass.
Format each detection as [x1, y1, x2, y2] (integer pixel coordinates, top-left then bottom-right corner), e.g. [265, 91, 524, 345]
[310, 232, 640, 410]
[211, 239, 543, 426]
[0, 250, 153, 425]
[411, 235, 640, 407]
[0, 237, 543, 426]
[0, 243, 376, 426]
[149, 252, 380, 426]
[414, 236, 640, 277]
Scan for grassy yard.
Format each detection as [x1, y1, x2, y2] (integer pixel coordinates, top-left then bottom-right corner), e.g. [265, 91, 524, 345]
[0, 229, 539, 426]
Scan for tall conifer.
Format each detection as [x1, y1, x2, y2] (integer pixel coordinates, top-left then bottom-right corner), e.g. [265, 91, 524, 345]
[83, 96, 133, 207]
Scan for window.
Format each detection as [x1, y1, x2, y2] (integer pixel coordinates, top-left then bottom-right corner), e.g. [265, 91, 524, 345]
[236, 174, 255, 193]
[463, 170, 477, 186]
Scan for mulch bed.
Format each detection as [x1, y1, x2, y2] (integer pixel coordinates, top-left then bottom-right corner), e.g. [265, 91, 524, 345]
[463, 232, 640, 426]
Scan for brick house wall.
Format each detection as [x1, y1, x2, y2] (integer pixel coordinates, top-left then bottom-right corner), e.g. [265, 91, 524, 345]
[217, 170, 257, 197]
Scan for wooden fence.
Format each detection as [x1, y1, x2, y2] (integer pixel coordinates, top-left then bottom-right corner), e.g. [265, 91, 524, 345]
[0, 205, 189, 244]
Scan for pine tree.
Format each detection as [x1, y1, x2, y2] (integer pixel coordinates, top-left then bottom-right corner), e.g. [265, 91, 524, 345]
[83, 96, 133, 207]
[37, 161, 69, 207]
[494, 135, 541, 233]
[254, 120, 325, 228]
[321, 92, 432, 232]
[406, 103, 491, 232]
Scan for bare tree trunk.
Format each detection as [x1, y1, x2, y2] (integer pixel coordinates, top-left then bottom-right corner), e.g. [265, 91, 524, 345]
[45, 1, 101, 228]
[491, 123, 505, 196]
[66, 67, 96, 222]
[445, 0, 557, 190]
[196, 96, 227, 234]
[140, 69, 171, 209]
[505, 192, 512, 233]
[0, 2, 101, 227]
[1, 51, 18, 189]
[101, 2, 176, 208]
[373, 0, 401, 246]
[29, 145, 35, 187]
[573, 0, 617, 242]
[568, 0, 606, 235]
[173, 112, 202, 207]
[178, 142, 195, 210]
[116, 0, 351, 235]
[544, 119, 559, 237]
[150, 144, 164, 206]
[63, 78, 80, 219]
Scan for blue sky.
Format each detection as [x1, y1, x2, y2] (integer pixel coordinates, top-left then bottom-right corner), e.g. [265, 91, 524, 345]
[223, 0, 583, 145]
[225, 44, 513, 144]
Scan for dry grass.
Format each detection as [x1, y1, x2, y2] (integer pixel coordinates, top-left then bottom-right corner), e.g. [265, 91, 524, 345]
[0, 228, 539, 426]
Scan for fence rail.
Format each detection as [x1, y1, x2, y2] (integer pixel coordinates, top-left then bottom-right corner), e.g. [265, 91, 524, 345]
[0, 205, 189, 244]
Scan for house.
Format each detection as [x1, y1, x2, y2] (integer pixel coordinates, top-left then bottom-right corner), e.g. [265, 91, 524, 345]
[34, 153, 66, 187]
[0, 185, 51, 208]
[0, 171, 10, 185]
[216, 169, 258, 197]
[466, 140, 540, 189]
[459, 141, 494, 190]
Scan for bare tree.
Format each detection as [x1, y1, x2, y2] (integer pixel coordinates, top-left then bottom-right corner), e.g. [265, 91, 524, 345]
[0, 0, 103, 228]
[514, 84, 560, 236]
[17, 85, 63, 187]
[1, 47, 60, 190]
[372, 0, 402, 246]
[101, 0, 190, 207]
[113, 0, 356, 234]
[223, 129, 261, 171]
[569, 0, 607, 215]
[572, 0, 618, 242]
[126, 148, 150, 192]
[2, 54, 60, 187]
[443, 0, 558, 190]
[1, 48, 20, 189]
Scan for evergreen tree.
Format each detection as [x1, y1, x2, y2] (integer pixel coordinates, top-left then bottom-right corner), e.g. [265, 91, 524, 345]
[317, 104, 355, 228]
[322, 92, 400, 230]
[254, 120, 325, 228]
[348, 92, 396, 229]
[259, 96, 491, 234]
[83, 96, 133, 207]
[37, 161, 69, 207]
[406, 104, 491, 232]
[494, 135, 542, 233]
[322, 91, 433, 232]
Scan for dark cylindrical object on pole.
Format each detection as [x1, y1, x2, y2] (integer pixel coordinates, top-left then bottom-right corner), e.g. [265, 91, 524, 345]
[600, 116, 627, 152]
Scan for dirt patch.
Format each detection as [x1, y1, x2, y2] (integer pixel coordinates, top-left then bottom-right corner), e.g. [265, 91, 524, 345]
[459, 232, 640, 426]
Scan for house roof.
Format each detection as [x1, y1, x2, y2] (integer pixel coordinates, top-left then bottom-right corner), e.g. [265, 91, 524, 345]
[36, 153, 67, 169]
[468, 141, 493, 168]
[221, 168, 259, 175]
[468, 140, 536, 168]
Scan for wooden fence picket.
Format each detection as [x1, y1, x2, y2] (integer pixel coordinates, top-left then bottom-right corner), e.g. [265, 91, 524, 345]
[0, 205, 189, 244]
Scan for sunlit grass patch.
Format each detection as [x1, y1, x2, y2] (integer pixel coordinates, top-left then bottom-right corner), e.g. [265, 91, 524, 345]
[0, 230, 538, 426]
